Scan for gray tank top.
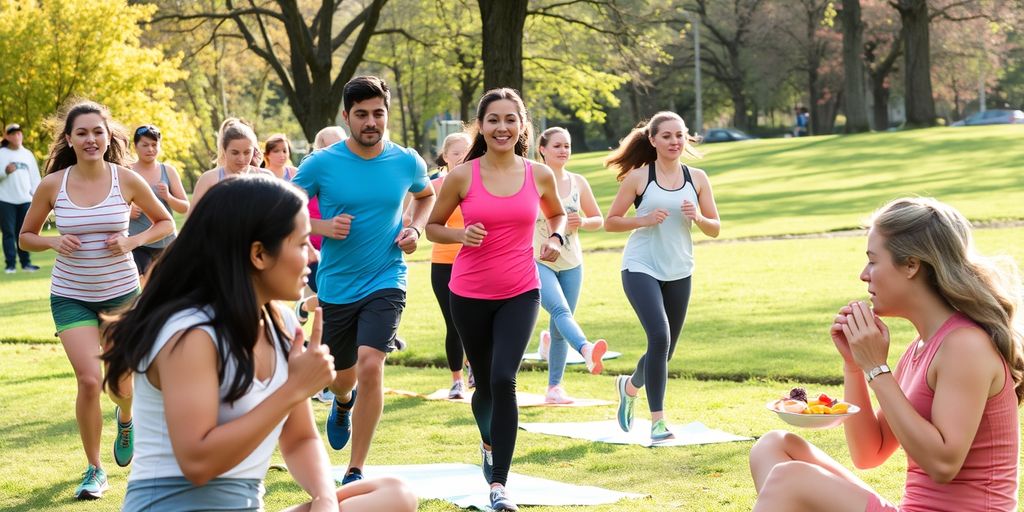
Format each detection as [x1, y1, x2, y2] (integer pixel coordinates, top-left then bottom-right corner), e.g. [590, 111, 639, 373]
[127, 164, 175, 249]
[621, 164, 698, 281]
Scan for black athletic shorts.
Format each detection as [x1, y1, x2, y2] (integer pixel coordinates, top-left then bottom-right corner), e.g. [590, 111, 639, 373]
[320, 288, 406, 370]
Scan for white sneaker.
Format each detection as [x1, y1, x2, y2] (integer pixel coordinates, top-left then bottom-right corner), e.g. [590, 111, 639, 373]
[544, 385, 574, 404]
[582, 339, 608, 375]
[538, 330, 551, 361]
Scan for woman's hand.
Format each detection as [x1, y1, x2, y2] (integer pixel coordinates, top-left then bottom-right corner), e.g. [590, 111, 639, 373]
[682, 200, 700, 221]
[285, 308, 335, 401]
[462, 223, 487, 247]
[566, 212, 582, 231]
[105, 233, 137, 256]
[51, 234, 81, 257]
[130, 204, 143, 219]
[843, 301, 891, 371]
[539, 238, 561, 262]
[830, 304, 857, 366]
[641, 208, 670, 227]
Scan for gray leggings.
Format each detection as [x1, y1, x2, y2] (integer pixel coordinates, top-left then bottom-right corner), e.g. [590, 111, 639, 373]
[621, 270, 691, 412]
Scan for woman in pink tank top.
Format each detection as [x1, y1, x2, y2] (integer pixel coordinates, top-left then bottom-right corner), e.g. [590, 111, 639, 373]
[426, 88, 566, 512]
[750, 197, 1022, 512]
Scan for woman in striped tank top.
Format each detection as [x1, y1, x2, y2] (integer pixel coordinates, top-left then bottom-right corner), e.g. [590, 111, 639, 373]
[190, 118, 272, 209]
[605, 111, 721, 443]
[19, 101, 174, 499]
[750, 198, 1022, 512]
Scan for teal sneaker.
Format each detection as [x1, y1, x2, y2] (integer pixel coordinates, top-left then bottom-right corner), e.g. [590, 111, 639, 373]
[651, 418, 675, 443]
[74, 465, 109, 500]
[615, 375, 636, 432]
[113, 406, 134, 467]
[326, 390, 356, 450]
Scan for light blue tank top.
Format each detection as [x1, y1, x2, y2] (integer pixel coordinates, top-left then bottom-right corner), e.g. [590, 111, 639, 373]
[621, 164, 698, 281]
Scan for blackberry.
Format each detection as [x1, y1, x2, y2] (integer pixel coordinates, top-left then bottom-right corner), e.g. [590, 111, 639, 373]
[789, 387, 808, 403]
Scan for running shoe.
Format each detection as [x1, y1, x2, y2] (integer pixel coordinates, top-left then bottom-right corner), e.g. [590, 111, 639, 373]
[4, 267, 13, 274]
[326, 390, 356, 450]
[466, 362, 475, 389]
[113, 406, 134, 467]
[341, 468, 363, 485]
[74, 465, 109, 500]
[583, 339, 608, 375]
[312, 388, 335, 403]
[544, 385, 574, 404]
[22, 264, 40, 272]
[448, 380, 465, 400]
[294, 295, 309, 325]
[489, 486, 519, 511]
[651, 418, 675, 443]
[538, 330, 551, 361]
[480, 442, 494, 483]
[615, 375, 636, 432]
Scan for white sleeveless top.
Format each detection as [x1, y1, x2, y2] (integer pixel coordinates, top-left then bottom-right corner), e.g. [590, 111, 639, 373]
[534, 172, 584, 272]
[129, 305, 298, 482]
[51, 163, 139, 301]
[621, 164, 698, 281]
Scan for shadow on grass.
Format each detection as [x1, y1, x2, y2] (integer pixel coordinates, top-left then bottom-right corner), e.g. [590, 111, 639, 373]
[4, 478, 83, 511]
[1, 371, 74, 386]
[0, 418, 81, 450]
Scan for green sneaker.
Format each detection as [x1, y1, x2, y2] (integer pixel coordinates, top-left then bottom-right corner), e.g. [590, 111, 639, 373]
[113, 406, 134, 467]
[615, 375, 636, 432]
[74, 465, 109, 500]
[651, 419, 675, 443]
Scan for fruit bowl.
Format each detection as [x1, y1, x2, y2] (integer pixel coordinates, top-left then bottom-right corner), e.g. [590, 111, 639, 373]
[766, 400, 861, 429]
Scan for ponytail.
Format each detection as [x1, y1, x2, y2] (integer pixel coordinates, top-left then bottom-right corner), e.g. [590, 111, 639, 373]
[605, 111, 701, 182]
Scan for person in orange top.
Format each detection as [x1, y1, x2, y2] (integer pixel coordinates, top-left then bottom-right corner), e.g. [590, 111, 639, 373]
[430, 131, 473, 398]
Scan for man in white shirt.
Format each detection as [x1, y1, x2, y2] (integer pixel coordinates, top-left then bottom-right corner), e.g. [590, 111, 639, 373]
[0, 123, 41, 273]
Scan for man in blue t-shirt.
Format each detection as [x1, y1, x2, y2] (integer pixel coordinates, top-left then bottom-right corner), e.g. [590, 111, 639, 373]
[292, 76, 434, 485]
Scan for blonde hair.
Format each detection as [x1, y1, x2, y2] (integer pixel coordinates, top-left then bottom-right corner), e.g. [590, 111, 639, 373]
[435, 131, 472, 168]
[604, 111, 702, 182]
[215, 118, 258, 165]
[872, 197, 1024, 404]
[313, 126, 346, 150]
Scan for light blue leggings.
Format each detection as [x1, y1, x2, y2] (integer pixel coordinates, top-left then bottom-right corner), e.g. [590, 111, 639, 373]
[537, 263, 589, 387]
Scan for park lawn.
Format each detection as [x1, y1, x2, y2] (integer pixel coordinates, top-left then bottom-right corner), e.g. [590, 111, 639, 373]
[6, 227, 1024, 385]
[2, 342, 974, 512]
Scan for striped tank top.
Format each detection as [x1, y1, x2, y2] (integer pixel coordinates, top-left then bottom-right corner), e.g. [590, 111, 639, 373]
[51, 164, 140, 301]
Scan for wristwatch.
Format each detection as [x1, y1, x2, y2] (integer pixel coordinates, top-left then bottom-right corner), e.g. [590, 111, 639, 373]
[866, 364, 891, 382]
[548, 232, 565, 246]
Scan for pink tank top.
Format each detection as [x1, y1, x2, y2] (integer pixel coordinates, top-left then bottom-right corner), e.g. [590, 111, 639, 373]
[895, 312, 1019, 512]
[449, 158, 540, 300]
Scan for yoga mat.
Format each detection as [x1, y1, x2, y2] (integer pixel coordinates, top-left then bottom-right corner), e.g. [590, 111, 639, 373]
[334, 463, 645, 509]
[385, 388, 613, 407]
[520, 419, 752, 448]
[522, 350, 622, 364]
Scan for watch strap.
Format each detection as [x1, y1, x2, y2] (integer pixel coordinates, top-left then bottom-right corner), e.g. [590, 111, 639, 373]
[866, 364, 891, 382]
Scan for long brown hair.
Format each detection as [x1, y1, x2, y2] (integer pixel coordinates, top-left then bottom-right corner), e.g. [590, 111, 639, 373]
[604, 111, 701, 182]
[465, 88, 532, 162]
[44, 101, 130, 175]
[215, 118, 258, 166]
[872, 197, 1024, 404]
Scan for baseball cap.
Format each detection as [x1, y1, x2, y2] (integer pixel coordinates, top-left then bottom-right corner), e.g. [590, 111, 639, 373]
[5, 124, 21, 134]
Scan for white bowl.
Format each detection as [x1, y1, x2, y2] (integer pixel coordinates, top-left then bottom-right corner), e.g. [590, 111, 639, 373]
[766, 401, 861, 430]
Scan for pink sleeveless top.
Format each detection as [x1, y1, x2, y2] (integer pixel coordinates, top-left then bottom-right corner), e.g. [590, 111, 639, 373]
[449, 158, 540, 300]
[895, 312, 1019, 512]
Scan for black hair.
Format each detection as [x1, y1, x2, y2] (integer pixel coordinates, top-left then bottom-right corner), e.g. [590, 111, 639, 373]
[133, 125, 161, 145]
[465, 88, 532, 162]
[44, 101, 130, 175]
[103, 175, 306, 403]
[343, 76, 391, 113]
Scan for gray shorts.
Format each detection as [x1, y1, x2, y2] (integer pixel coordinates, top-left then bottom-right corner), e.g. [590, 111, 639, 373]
[122, 477, 263, 511]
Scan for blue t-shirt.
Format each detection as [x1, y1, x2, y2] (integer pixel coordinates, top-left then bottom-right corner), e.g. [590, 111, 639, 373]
[292, 140, 428, 304]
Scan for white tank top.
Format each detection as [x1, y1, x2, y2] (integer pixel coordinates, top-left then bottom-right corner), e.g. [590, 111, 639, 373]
[534, 172, 584, 271]
[621, 164, 698, 281]
[51, 163, 139, 300]
[129, 305, 297, 482]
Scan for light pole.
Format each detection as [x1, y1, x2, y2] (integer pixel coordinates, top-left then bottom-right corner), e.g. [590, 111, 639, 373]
[684, 12, 703, 134]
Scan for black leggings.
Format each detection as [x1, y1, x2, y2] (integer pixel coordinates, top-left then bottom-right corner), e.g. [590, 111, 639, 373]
[431, 263, 464, 372]
[450, 289, 539, 486]
[621, 271, 691, 413]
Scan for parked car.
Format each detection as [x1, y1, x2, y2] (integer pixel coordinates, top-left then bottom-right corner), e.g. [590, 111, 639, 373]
[950, 109, 1024, 127]
[701, 128, 756, 143]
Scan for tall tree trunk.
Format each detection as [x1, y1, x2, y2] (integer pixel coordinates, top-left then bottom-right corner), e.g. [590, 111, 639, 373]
[895, 0, 936, 127]
[730, 89, 749, 130]
[870, 73, 891, 129]
[840, 0, 870, 132]
[478, 0, 528, 95]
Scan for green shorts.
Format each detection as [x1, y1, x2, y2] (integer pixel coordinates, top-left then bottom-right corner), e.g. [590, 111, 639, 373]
[50, 290, 139, 335]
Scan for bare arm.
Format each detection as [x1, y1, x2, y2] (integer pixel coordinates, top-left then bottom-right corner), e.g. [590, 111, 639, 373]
[426, 164, 471, 245]
[406, 183, 436, 234]
[574, 174, 603, 231]
[189, 171, 216, 214]
[163, 165, 190, 214]
[18, 174, 62, 252]
[120, 169, 174, 249]
[688, 168, 721, 238]
[605, 169, 663, 232]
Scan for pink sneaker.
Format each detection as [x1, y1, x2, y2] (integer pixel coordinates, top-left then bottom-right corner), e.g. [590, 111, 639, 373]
[545, 385, 574, 404]
[583, 339, 608, 375]
[538, 330, 551, 361]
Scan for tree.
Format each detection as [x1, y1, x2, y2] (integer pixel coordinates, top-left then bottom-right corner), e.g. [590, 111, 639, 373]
[478, 0, 529, 93]
[839, 0, 870, 132]
[892, 0, 935, 126]
[153, 0, 389, 142]
[0, 0, 195, 169]
[861, 0, 901, 130]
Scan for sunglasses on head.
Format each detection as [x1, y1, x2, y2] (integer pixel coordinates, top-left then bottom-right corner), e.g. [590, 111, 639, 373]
[134, 125, 161, 140]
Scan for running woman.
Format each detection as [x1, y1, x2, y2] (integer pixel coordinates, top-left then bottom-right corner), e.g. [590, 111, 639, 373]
[104, 175, 416, 512]
[750, 198, 1021, 512]
[430, 131, 472, 399]
[292, 76, 435, 486]
[18, 101, 174, 499]
[128, 125, 189, 278]
[263, 133, 298, 180]
[604, 111, 720, 442]
[533, 127, 608, 404]
[190, 118, 271, 208]
[427, 88, 566, 511]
